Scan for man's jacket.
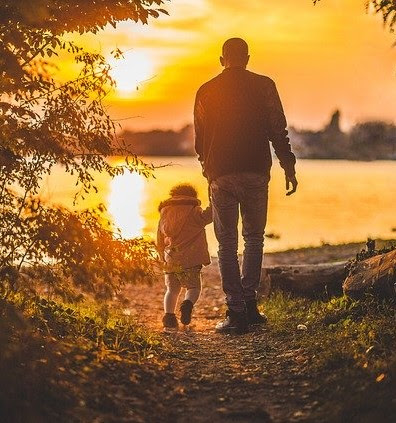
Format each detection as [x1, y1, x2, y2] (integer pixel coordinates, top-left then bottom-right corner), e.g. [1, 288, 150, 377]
[194, 67, 296, 181]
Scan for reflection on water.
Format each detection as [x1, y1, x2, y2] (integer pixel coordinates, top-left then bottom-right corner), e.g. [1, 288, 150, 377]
[43, 158, 396, 254]
[108, 172, 145, 238]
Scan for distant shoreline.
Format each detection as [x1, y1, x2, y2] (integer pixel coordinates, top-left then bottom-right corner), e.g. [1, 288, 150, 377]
[207, 239, 396, 267]
[118, 111, 396, 160]
[135, 154, 396, 161]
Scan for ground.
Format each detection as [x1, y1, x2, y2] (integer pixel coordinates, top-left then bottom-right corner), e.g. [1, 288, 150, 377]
[122, 240, 395, 423]
[1, 240, 395, 422]
[127, 264, 319, 423]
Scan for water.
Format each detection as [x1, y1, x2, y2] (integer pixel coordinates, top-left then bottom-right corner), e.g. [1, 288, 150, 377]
[40, 158, 396, 256]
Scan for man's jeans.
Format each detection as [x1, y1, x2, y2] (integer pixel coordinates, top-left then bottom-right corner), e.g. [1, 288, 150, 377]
[210, 172, 269, 312]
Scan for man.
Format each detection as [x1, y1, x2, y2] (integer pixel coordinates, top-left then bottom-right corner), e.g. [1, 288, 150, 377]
[194, 38, 298, 334]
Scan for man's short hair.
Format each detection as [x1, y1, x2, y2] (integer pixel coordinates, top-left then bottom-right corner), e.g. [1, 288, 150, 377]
[222, 38, 249, 60]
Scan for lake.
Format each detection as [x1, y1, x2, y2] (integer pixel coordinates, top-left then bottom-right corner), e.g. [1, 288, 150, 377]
[39, 158, 396, 256]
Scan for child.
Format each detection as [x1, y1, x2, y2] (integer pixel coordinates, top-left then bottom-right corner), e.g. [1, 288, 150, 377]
[157, 183, 212, 332]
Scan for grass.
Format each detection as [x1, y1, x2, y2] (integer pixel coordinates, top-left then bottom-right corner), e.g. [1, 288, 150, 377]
[265, 293, 395, 365]
[0, 292, 162, 422]
[262, 292, 396, 422]
[1, 269, 395, 421]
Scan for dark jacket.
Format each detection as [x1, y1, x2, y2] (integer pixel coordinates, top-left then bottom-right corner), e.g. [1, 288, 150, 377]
[194, 67, 296, 181]
[157, 196, 212, 271]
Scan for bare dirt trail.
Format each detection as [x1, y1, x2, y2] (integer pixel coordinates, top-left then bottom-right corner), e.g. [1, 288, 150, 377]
[69, 241, 395, 423]
[126, 262, 322, 423]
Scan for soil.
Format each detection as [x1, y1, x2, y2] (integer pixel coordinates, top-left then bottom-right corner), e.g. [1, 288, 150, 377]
[126, 264, 319, 423]
[4, 240, 395, 423]
[118, 240, 395, 423]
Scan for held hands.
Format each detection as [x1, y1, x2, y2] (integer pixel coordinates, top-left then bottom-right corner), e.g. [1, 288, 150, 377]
[285, 173, 298, 196]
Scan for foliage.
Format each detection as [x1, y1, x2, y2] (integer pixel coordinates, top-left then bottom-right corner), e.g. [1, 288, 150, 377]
[0, 1, 168, 298]
[0, 292, 161, 421]
[291, 112, 396, 160]
[0, 0, 169, 33]
[348, 120, 396, 160]
[2, 292, 161, 357]
[263, 291, 396, 380]
[262, 292, 396, 421]
[366, 0, 396, 32]
[0, 202, 158, 301]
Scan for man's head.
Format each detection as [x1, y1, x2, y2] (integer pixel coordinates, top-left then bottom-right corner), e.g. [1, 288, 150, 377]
[220, 38, 249, 69]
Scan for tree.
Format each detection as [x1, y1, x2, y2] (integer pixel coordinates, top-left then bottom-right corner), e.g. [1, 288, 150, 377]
[349, 121, 396, 160]
[0, 0, 168, 300]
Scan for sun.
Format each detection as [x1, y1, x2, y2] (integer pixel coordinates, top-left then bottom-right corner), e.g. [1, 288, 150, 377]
[109, 50, 154, 96]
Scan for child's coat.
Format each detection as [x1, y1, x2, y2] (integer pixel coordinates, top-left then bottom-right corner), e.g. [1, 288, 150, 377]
[157, 195, 212, 271]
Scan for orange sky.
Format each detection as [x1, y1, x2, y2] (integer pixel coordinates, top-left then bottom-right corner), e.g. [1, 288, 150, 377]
[71, 0, 396, 131]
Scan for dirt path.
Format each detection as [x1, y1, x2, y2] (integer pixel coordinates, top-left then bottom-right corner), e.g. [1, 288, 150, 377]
[126, 261, 323, 423]
[4, 241, 394, 422]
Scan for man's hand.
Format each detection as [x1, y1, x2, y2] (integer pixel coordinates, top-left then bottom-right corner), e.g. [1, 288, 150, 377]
[285, 173, 298, 196]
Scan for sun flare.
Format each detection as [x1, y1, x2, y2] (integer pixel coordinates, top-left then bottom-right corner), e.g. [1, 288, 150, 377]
[109, 50, 154, 96]
[108, 172, 145, 238]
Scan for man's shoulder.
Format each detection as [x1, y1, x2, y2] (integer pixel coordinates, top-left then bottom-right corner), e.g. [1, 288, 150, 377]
[196, 73, 222, 95]
[246, 70, 276, 87]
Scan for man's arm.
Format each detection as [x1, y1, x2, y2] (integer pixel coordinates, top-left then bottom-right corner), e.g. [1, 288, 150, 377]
[266, 80, 297, 195]
[194, 89, 205, 166]
[266, 80, 296, 175]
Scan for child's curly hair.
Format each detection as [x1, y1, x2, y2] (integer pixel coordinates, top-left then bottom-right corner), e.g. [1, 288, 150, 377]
[169, 183, 198, 198]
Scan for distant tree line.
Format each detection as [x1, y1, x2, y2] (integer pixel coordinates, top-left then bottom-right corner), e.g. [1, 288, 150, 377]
[290, 111, 396, 160]
[121, 125, 195, 156]
[120, 112, 396, 160]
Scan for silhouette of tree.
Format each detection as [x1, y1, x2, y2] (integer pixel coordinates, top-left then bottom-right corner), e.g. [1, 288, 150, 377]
[290, 111, 396, 160]
[0, 0, 168, 33]
[0, 0, 167, 299]
[349, 121, 396, 160]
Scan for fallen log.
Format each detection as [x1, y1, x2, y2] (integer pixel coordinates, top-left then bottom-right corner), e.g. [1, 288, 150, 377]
[343, 249, 396, 299]
[261, 261, 348, 297]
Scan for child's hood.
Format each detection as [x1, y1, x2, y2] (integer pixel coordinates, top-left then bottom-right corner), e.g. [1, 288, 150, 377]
[159, 195, 201, 238]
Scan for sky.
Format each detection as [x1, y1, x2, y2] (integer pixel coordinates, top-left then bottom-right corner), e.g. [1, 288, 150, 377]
[70, 0, 396, 132]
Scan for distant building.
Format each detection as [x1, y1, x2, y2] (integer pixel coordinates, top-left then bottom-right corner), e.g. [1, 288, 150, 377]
[289, 110, 348, 159]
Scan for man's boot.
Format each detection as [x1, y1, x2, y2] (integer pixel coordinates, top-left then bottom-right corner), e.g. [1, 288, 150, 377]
[246, 299, 267, 325]
[215, 309, 249, 334]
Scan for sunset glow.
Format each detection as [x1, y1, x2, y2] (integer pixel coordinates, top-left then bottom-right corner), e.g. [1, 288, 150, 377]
[108, 172, 145, 238]
[88, 0, 395, 131]
[61, 0, 396, 131]
[109, 50, 155, 96]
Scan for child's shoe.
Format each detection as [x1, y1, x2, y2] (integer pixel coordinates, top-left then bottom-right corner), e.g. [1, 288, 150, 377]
[180, 300, 193, 325]
[162, 313, 178, 332]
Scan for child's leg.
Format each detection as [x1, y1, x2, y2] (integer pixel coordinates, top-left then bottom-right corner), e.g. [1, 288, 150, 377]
[185, 286, 201, 304]
[180, 269, 202, 326]
[184, 268, 202, 305]
[164, 273, 182, 314]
